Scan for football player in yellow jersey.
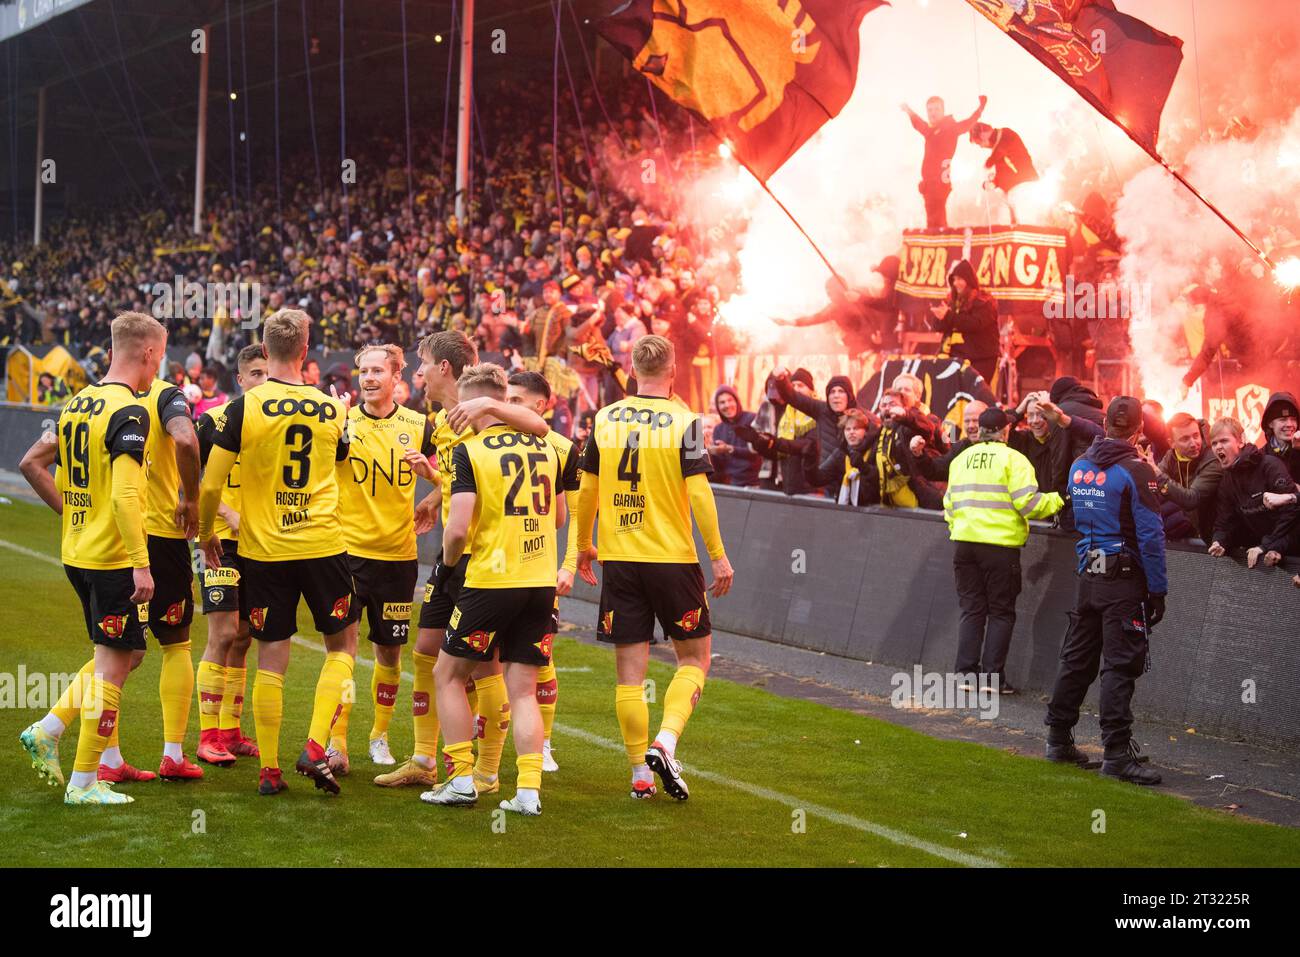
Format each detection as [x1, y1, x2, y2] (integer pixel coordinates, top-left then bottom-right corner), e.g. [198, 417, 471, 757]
[506, 371, 583, 773]
[376, 331, 548, 789]
[133, 366, 204, 782]
[327, 343, 436, 775]
[194, 344, 268, 766]
[197, 309, 359, 797]
[18, 312, 166, 806]
[422, 364, 565, 815]
[575, 336, 735, 800]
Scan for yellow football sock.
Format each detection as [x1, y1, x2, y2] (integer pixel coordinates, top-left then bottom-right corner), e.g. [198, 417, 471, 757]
[196, 660, 226, 732]
[51, 658, 96, 727]
[159, 641, 194, 745]
[252, 670, 284, 769]
[536, 662, 558, 741]
[443, 739, 475, 781]
[615, 684, 649, 767]
[466, 678, 478, 718]
[412, 651, 440, 759]
[517, 752, 543, 791]
[309, 651, 354, 748]
[370, 662, 401, 740]
[330, 699, 351, 753]
[659, 665, 706, 740]
[219, 666, 246, 731]
[473, 673, 510, 778]
[73, 677, 121, 774]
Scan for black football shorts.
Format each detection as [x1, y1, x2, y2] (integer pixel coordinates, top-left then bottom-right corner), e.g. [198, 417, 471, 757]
[596, 561, 711, 645]
[146, 535, 194, 634]
[241, 553, 359, 643]
[349, 555, 418, 646]
[65, 564, 148, 651]
[443, 585, 556, 666]
[199, 539, 248, 617]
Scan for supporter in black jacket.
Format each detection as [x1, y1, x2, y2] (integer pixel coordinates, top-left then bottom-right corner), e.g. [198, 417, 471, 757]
[1146, 414, 1222, 542]
[1207, 418, 1300, 565]
[1260, 391, 1300, 488]
[773, 368, 869, 467]
[708, 384, 762, 487]
[914, 399, 986, 482]
[736, 371, 821, 496]
[930, 259, 1000, 383]
[806, 408, 876, 506]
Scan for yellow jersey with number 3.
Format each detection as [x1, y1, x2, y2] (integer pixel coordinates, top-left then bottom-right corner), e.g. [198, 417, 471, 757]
[340, 403, 436, 561]
[450, 425, 563, 588]
[55, 382, 151, 570]
[210, 378, 350, 561]
[579, 394, 712, 563]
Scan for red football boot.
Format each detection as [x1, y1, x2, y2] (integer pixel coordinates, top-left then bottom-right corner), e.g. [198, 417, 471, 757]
[159, 754, 205, 780]
[295, 740, 340, 795]
[258, 767, 288, 796]
[197, 729, 237, 767]
[98, 761, 158, 783]
[221, 727, 260, 757]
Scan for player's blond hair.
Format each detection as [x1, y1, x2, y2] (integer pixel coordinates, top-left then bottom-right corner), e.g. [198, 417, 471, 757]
[262, 308, 312, 361]
[110, 311, 166, 356]
[1209, 416, 1244, 441]
[632, 334, 674, 380]
[355, 343, 406, 375]
[457, 362, 508, 400]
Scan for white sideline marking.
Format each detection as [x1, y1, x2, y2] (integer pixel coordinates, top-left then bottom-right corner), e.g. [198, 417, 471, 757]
[289, 635, 999, 868]
[0, 538, 62, 567]
[4, 535, 998, 866]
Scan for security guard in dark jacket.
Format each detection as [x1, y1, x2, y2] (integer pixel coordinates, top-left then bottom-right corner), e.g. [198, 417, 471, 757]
[1045, 397, 1166, 785]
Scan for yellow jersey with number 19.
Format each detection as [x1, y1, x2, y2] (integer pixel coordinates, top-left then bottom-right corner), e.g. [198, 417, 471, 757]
[210, 378, 350, 562]
[579, 394, 713, 564]
[55, 382, 151, 570]
[340, 403, 436, 561]
[450, 426, 563, 588]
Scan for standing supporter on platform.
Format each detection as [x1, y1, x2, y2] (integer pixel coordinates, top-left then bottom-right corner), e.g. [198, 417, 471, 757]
[931, 260, 1000, 384]
[901, 95, 988, 228]
[945, 407, 1063, 694]
[736, 370, 821, 497]
[708, 385, 762, 488]
[772, 367, 864, 467]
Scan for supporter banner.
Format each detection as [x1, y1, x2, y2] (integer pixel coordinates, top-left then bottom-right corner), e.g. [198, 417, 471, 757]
[858, 355, 998, 437]
[894, 225, 1071, 314]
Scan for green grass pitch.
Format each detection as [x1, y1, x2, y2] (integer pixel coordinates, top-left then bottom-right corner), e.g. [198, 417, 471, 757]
[1, 496, 1297, 867]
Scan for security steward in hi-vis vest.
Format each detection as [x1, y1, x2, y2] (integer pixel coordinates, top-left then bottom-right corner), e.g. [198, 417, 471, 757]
[1045, 396, 1167, 786]
[943, 406, 1063, 692]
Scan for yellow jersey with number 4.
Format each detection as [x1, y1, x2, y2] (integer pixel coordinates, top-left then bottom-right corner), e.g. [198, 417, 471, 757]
[55, 382, 151, 570]
[210, 378, 350, 561]
[450, 425, 563, 588]
[579, 394, 712, 564]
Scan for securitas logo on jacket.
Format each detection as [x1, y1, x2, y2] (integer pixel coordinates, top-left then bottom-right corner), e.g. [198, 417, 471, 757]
[1069, 438, 1169, 595]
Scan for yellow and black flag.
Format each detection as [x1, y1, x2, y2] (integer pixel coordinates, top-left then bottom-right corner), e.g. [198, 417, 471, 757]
[598, 0, 887, 182]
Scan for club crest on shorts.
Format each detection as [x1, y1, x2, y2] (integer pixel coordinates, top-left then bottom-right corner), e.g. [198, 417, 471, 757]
[207, 588, 225, 605]
[463, 629, 495, 653]
[600, 610, 614, 634]
[537, 632, 554, 659]
[99, 615, 127, 639]
[250, 607, 268, 630]
[330, 595, 352, 619]
[162, 601, 185, 625]
[675, 607, 702, 632]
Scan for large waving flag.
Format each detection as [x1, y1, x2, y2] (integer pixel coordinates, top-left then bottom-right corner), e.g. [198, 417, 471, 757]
[598, 0, 888, 182]
[966, 0, 1182, 153]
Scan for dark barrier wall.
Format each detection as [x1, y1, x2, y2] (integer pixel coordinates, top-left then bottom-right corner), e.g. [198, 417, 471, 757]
[567, 486, 1300, 750]
[5, 403, 1296, 747]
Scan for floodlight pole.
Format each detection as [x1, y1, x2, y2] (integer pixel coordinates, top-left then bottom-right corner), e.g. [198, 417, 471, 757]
[454, 0, 474, 223]
[194, 24, 211, 236]
[33, 87, 46, 247]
